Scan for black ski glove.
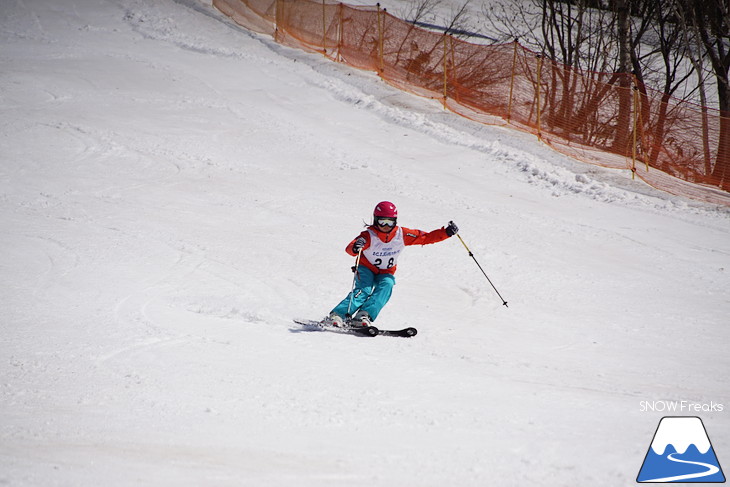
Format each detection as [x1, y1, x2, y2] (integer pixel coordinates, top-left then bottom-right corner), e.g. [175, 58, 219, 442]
[352, 236, 366, 253]
[445, 221, 459, 237]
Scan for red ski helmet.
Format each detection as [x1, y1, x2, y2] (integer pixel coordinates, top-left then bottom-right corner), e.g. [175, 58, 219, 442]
[373, 201, 397, 218]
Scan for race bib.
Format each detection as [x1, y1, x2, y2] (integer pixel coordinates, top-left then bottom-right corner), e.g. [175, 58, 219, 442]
[363, 228, 405, 270]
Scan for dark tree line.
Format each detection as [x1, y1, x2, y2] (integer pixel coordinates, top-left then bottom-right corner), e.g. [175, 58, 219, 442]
[485, 0, 729, 186]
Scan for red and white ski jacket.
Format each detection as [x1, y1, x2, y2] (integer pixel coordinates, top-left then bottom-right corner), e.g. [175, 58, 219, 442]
[345, 225, 450, 275]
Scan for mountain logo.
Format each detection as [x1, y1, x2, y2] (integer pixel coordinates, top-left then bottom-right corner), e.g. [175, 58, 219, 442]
[637, 416, 725, 483]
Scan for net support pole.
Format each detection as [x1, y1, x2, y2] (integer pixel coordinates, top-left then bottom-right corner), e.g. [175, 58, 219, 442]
[377, 4, 384, 73]
[536, 54, 543, 141]
[322, 0, 327, 55]
[442, 34, 448, 109]
[631, 84, 638, 178]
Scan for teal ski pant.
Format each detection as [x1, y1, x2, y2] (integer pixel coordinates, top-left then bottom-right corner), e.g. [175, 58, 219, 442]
[331, 266, 395, 321]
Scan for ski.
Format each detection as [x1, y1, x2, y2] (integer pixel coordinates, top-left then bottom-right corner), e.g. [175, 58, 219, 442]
[293, 319, 417, 338]
[293, 318, 378, 336]
[379, 327, 417, 337]
[354, 325, 417, 337]
[345, 325, 380, 337]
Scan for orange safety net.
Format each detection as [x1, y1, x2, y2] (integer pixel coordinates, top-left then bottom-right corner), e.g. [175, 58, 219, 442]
[214, 0, 276, 36]
[216, 0, 730, 206]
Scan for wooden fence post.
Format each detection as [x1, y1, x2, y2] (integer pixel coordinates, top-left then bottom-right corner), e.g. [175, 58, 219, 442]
[631, 85, 638, 177]
[536, 54, 543, 141]
[442, 35, 448, 108]
[274, 0, 281, 42]
[322, 0, 327, 54]
[377, 4, 384, 73]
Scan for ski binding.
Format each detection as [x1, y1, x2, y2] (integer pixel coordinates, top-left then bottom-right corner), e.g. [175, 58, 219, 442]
[293, 318, 417, 338]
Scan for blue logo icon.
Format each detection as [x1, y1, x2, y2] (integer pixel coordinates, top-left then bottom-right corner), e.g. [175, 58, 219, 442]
[637, 416, 725, 483]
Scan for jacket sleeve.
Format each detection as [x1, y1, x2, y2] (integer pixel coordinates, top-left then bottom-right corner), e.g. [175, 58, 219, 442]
[401, 226, 450, 246]
[345, 231, 371, 256]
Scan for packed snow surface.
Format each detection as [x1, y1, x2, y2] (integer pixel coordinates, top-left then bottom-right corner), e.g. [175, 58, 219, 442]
[1, 0, 728, 486]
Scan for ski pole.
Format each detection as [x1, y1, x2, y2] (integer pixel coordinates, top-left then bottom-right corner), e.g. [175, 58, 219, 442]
[455, 230, 508, 307]
[347, 249, 363, 316]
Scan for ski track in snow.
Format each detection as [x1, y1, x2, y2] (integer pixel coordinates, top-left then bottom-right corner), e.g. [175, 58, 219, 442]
[1, 0, 729, 486]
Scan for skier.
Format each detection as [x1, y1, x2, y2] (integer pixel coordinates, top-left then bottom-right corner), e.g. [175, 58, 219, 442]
[327, 201, 458, 327]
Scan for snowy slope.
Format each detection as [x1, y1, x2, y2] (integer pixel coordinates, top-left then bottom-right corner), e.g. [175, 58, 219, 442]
[1, 0, 729, 486]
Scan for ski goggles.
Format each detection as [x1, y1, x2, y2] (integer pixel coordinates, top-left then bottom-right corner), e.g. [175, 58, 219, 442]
[376, 217, 397, 227]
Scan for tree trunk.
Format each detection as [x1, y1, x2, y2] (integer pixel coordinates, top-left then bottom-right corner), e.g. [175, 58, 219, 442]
[714, 80, 730, 189]
[687, 0, 730, 188]
[612, 0, 632, 154]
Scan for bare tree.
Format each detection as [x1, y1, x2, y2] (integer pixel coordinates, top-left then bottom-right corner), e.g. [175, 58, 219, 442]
[443, 0, 474, 38]
[624, 0, 700, 168]
[389, 0, 476, 85]
[482, 0, 542, 46]
[682, 0, 730, 188]
[611, 0, 632, 152]
[480, 0, 729, 188]
[672, 0, 713, 173]
[392, 0, 441, 67]
[399, 0, 440, 24]
[483, 0, 616, 72]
